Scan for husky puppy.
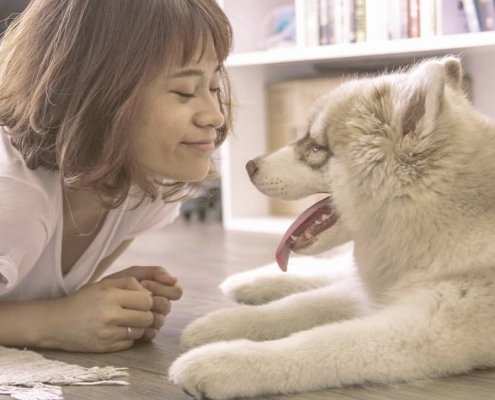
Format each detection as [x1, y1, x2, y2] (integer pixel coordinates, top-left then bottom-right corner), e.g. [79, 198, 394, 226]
[169, 57, 495, 399]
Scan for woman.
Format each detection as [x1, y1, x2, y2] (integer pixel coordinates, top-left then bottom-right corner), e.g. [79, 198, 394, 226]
[0, 0, 233, 352]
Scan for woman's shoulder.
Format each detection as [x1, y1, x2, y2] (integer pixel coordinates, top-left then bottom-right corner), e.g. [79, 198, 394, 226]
[0, 129, 59, 199]
[0, 127, 58, 184]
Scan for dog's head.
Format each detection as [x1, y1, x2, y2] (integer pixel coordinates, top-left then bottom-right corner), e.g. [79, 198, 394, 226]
[247, 57, 484, 271]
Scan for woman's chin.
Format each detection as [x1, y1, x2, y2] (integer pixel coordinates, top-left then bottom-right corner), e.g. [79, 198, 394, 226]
[156, 168, 212, 183]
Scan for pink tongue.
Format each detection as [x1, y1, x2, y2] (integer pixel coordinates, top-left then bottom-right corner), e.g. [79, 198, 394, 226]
[275, 196, 335, 271]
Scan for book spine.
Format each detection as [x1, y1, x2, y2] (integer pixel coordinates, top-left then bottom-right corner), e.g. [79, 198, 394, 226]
[436, 0, 470, 34]
[334, 0, 344, 43]
[463, 0, 482, 32]
[342, 0, 354, 43]
[419, 0, 437, 37]
[328, 0, 337, 44]
[474, 0, 495, 31]
[366, 0, 387, 41]
[305, 0, 320, 46]
[388, 0, 407, 40]
[295, 0, 307, 47]
[407, 0, 421, 37]
[354, 0, 367, 42]
[319, 0, 329, 45]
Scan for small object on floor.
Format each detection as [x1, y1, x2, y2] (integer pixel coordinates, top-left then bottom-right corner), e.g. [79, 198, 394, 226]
[0, 346, 128, 400]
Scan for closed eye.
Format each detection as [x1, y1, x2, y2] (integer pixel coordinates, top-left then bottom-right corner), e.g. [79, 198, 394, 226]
[170, 91, 195, 99]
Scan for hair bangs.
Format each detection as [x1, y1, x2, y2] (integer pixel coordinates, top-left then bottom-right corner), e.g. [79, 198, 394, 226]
[169, 0, 233, 68]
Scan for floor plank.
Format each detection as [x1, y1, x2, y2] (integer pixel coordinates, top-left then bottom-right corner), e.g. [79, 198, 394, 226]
[19, 220, 495, 400]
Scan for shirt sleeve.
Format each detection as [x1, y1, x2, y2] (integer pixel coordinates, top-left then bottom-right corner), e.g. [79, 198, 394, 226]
[0, 178, 51, 296]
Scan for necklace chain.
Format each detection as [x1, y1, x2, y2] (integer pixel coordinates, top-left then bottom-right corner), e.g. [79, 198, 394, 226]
[63, 190, 105, 237]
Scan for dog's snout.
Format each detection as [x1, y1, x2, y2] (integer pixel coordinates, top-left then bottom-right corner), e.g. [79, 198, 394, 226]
[246, 160, 258, 179]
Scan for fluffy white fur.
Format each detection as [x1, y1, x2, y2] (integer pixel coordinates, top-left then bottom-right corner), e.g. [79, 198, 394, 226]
[169, 57, 495, 399]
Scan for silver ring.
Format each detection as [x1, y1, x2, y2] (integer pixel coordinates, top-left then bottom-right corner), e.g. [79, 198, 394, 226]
[126, 326, 132, 339]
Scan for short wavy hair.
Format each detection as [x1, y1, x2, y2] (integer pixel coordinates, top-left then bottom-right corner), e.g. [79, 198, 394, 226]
[0, 0, 233, 207]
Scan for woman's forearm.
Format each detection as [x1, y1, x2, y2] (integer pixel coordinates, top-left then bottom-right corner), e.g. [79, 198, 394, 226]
[0, 278, 155, 352]
[0, 298, 62, 348]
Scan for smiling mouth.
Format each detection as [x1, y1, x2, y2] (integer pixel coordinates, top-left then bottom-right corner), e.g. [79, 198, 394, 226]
[181, 141, 216, 153]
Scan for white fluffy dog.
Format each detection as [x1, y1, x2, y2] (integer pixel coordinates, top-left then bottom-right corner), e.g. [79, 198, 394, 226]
[169, 57, 495, 399]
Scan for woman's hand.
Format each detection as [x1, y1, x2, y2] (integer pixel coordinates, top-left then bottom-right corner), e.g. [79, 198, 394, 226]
[102, 266, 183, 340]
[50, 277, 154, 352]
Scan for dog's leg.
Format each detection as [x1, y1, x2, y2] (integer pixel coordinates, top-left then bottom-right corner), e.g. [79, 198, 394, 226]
[220, 267, 340, 305]
[221, 252, 354, 305]
[170, 285, 495, 400]
[181, 276, 367, 349]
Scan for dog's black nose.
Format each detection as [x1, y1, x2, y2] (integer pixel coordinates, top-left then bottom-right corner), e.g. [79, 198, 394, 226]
[246, 160, 258, 179]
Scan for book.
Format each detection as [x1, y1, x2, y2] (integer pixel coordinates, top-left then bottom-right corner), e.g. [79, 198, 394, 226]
[436, 0, 470, 34]
[407, 0, 421, 37]
[266, 76, 344, 216]
[419, 0, 437, 37]
[305, 0, 320, 46]
[463, 0, 482, 31]
[342, 0, 355, 43]
[475, 0, 495, 31]
[319, 0, 331, 45]
[387, 0, 408, 40]
[366, 0, 388, 41]
[354, 0, 367, 42]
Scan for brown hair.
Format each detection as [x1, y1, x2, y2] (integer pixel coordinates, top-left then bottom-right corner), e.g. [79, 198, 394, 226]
[0, 0, 233, 207]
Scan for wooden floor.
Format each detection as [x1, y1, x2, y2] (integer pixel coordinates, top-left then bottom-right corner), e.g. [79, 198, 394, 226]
[22, 219, 495, 400]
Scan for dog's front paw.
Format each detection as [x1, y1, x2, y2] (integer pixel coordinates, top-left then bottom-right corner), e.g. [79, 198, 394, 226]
[221, 264, 327, 305]
[181, 306, 259, 349]
[169, 340, 270, 400]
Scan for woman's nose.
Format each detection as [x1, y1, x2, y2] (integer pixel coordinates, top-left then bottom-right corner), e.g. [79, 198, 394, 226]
[195, 95, 225, 129]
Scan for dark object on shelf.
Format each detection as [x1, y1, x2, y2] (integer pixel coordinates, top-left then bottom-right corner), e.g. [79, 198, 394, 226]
[180, 183, 222, 223]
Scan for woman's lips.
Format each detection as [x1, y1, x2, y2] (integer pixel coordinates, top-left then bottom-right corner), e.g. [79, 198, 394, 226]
[181, 141, 216, 154]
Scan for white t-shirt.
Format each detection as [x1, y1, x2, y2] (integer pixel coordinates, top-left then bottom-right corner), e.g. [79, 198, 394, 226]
[0, 132, 181, 301]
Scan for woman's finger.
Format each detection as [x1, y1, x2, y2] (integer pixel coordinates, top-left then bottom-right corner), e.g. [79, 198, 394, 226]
[141, 280, 182, 300]
[112, 266, 177, 285]
[115, 289, 153, 311]
[141, 328, 158, 341]
[113, 308, 154, 328]
[150, 312, 165, 330]
[151, 296, 171, 315]
[119, 326, 145, 340]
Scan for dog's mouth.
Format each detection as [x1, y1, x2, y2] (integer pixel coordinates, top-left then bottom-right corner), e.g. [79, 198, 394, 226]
[275, 196, 339, 271]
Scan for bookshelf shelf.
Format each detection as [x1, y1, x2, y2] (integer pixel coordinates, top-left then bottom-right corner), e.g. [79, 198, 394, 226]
[219, 1, 495, 234]
[227, 32, 495, 67]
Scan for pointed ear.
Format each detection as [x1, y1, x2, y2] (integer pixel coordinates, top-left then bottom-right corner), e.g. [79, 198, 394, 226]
[402, 57, 460, 136]
[441, 56, 462, 90]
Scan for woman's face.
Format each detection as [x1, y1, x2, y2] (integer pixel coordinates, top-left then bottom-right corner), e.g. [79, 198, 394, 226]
[133, 43, 225, 182]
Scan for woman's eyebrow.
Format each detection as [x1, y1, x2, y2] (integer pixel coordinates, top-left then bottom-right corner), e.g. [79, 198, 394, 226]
[171, 64, 221, 78]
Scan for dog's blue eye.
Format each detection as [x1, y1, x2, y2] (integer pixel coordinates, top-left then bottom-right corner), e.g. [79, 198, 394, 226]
[311, 144, 325, 152]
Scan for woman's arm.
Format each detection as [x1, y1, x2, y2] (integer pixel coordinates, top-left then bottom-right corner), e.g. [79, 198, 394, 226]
[0, 276, 154, 352]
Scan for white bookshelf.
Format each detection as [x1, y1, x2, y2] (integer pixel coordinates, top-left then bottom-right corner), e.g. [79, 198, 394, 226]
[219, 0, 495, 234]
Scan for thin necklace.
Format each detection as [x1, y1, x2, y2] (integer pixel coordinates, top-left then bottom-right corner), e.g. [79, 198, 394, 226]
[63, 189, 105, 237]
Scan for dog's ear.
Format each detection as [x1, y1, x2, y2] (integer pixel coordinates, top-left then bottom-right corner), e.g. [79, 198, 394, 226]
[441, 56, 462, 90]
[401, 57, 462, 136]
